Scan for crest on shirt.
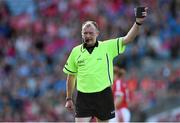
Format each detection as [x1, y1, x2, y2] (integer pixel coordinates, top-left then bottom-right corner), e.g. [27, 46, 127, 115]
[77, 59, 85, 66]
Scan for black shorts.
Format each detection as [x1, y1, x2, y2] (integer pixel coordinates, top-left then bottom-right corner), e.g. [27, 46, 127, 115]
[75, 87, 115, 120]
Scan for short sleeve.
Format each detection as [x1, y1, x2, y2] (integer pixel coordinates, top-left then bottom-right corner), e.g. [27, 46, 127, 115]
[63, 48, 77, 75]
[106, 37, 126, 58]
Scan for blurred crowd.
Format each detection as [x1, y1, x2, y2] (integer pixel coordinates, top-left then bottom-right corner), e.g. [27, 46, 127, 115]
[0, 0, 179, 122]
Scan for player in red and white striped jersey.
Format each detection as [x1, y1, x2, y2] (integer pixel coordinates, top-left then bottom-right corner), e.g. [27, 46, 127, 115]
[109, 66, 131, 122]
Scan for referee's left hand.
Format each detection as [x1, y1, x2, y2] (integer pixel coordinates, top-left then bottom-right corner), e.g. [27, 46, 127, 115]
[136, 7, 148, 24]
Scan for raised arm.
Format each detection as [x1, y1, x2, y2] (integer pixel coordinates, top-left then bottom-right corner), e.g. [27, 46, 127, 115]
[122, 7, 147, 45]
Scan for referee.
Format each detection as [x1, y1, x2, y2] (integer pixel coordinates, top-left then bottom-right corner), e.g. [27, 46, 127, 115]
[63, 8, 147, 122]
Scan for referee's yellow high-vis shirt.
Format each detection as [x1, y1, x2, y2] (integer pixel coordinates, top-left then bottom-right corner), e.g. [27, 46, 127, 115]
[63, 37, 126, 93]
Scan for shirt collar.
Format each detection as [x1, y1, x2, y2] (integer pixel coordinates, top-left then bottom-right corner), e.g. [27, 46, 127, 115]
[83, 41, 99, 49]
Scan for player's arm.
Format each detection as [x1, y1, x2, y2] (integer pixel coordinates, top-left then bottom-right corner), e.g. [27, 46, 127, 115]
[115, 94, 123, 108]
[122, 8, 147, 45]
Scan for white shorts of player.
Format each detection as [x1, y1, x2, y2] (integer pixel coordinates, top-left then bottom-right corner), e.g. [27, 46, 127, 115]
[109, 107, 131, 123]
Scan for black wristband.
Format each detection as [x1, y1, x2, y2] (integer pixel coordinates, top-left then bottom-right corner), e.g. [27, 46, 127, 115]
[66, 97, 72, 101]
[136, 21, 142, 26]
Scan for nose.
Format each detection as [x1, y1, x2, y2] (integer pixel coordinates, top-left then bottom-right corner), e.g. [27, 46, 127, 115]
[86, 33, 91, 38]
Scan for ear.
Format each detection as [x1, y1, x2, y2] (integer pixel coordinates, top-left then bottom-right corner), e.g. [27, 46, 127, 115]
[96, 30, 100, 37]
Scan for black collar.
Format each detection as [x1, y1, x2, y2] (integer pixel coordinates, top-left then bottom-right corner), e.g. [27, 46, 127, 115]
[81, 41, 99, 54]
[83, 41, 99, 49]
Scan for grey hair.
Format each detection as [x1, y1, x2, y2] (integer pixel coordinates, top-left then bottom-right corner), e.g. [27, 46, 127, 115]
[82, 21, 99, 31]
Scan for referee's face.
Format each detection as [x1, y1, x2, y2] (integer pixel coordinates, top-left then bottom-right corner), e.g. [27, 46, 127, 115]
[81, 24, 99, 47]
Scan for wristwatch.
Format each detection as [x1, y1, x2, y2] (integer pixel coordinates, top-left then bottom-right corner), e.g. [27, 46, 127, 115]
[66, 97, 72, 101]
[136, 21, 142, 26]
